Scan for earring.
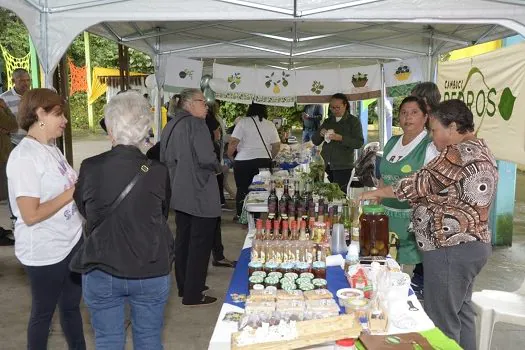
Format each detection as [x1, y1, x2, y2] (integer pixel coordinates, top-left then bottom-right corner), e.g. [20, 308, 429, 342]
[39, 121, 45, 128]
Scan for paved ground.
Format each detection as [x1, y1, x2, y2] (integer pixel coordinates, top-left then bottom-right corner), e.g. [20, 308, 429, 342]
[0, 133, 523, 349]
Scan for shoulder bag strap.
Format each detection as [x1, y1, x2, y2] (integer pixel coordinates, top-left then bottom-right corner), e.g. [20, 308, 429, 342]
[250, 117, 272, 160]
[86, 159, 153, 238]
[162, 115, 190, 155]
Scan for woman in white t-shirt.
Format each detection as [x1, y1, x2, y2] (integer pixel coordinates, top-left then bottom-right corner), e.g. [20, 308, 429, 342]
[227, 103, 281, 218]
[6, 89, 85, 349]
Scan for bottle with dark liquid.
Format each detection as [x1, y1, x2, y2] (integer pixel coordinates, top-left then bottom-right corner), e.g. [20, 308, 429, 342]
[300, 182, 309, 221]
[279, 179, 291, 220]
[317, 198, 325, 222]
[341, 204, 351, 246]
[267, 180, 278, 220]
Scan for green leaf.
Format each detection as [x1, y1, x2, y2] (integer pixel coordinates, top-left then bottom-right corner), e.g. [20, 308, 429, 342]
[498, 87, 516, 121]
[311, 88, 316, 92]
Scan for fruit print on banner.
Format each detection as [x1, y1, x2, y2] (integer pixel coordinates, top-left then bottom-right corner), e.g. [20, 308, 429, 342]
[295, 69, 340, 98]
[164, 57, 203, 89]
[340, 65, 381, 94]
[255, 68, 296, 107]
[437, 42, 525, 164]
[213, 63, 256, 104]
[383, 57, 425, 87]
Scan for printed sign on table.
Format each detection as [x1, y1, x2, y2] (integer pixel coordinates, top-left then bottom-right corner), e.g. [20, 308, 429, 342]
[213, 63, 256, 104]
[164, 57, 203, 89]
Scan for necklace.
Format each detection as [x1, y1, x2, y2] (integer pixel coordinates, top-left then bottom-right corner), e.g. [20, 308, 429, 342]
[25, 134, 77, 184]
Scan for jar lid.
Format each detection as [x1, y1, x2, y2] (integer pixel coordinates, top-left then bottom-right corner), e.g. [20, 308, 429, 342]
[312, 261, 326, 268]
[362, 204, 386, 214]
[249, 261, 263, 268]
[336, 338, 356, 347]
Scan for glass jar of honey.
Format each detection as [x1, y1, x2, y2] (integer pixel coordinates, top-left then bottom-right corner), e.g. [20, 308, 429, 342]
[359, 205, 389, 257]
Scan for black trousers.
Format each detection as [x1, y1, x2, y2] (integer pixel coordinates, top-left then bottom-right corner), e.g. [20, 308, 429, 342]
[212, 217, 225, 262]
[325, 166, 353, 194]
[233, 158, 271, 217]
[25, 241, 85, 350]
[174, 210, 218, 304]
[217, 173, 226, 205]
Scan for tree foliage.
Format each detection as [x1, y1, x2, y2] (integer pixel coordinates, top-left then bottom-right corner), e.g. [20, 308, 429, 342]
[218, 101, 304, 128]
[0, 8, 153, 131]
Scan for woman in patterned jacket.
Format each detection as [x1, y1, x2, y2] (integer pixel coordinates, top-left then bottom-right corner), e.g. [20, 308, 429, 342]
[359, 99, 497, 350]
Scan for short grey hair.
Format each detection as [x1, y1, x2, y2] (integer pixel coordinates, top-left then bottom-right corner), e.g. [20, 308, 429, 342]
[411, 82, 441, 112]
[104, 91, 152, 146]
[179, 88, 201, 110]
[12, 68, 29, 80]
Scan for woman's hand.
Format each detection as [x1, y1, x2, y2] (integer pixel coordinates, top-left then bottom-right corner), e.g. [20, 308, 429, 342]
[320, 129, 328, 136]
[356, 190, 381, 204]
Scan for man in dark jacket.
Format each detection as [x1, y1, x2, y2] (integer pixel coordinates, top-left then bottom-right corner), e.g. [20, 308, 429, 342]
[312, 93, 364, 193]
[160, 88, 221, 306]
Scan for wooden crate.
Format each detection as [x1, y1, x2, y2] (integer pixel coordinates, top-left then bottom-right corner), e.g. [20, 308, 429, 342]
[231, 315, 361, 350]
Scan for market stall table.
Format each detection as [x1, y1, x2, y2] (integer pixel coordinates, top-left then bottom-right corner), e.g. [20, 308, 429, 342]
[208, 232, 438, 350]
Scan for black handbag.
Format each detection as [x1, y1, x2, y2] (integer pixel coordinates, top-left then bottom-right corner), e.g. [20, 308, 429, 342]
[250, 117, 277, 173]
[84, 159, 153, 238]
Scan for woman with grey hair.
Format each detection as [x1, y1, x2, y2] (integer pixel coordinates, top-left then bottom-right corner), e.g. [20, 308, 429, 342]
[71, 91, 175, 349]
[161, 88, 221, 306]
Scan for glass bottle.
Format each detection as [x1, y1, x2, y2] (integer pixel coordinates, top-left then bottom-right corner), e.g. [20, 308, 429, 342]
[251, 219, 264, 262]
[267, 180, 278, 220]
[341, 204, 351, 246]
[279, 179, 291, 220]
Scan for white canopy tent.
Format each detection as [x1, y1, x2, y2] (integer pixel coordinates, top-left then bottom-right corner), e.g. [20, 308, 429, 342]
[1, 0, 524, 146]
[2, 0, 525, 85]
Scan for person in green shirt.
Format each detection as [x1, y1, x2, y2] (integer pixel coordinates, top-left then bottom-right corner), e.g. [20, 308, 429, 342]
[312, 93, 364, 192]
[379, 95, 439, 300]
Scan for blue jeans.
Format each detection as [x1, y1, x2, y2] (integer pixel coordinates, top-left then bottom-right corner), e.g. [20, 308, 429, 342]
[302, 129, 316, 142]
[82, 269, 171, 350]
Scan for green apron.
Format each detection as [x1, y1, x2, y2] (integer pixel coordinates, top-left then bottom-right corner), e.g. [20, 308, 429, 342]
[379, 134, 431, 265]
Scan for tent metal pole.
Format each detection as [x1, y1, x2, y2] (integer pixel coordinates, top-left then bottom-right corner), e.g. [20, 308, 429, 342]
[379, 63, 386, 149]
[427, 30, 434, 81]
[154, 30, 163, 142]
[159, 29, 292, 55]
[122, 22, 230, 42]
[58, 56, 74, 166]
[47, 0, 132, 13]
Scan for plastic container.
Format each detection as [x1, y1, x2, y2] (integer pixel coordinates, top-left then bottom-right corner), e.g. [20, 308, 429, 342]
[359, 205, 389, 257]
[331, 223, 348, 255]
[387, 272, 411, 303]
[336, 288, 365, 307]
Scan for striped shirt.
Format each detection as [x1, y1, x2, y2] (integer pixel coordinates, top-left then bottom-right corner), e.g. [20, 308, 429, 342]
[0, 88, 26, 145]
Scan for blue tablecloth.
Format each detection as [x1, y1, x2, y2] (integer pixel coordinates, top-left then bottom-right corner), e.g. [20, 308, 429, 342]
[224, 248, 414, 311]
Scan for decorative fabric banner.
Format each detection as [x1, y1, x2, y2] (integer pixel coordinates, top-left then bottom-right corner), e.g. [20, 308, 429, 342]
[384, 57, 425, 88]
[213, 63, 255, 104]
[339, 64, 381, 94]
[0, 44, 30, 90]
[164, 57, 203, 89]
[295, 68, 341, 97]
[68, 58, 87, 96]
[437, 42, 525, 164]
[254, 68, 296, 107]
